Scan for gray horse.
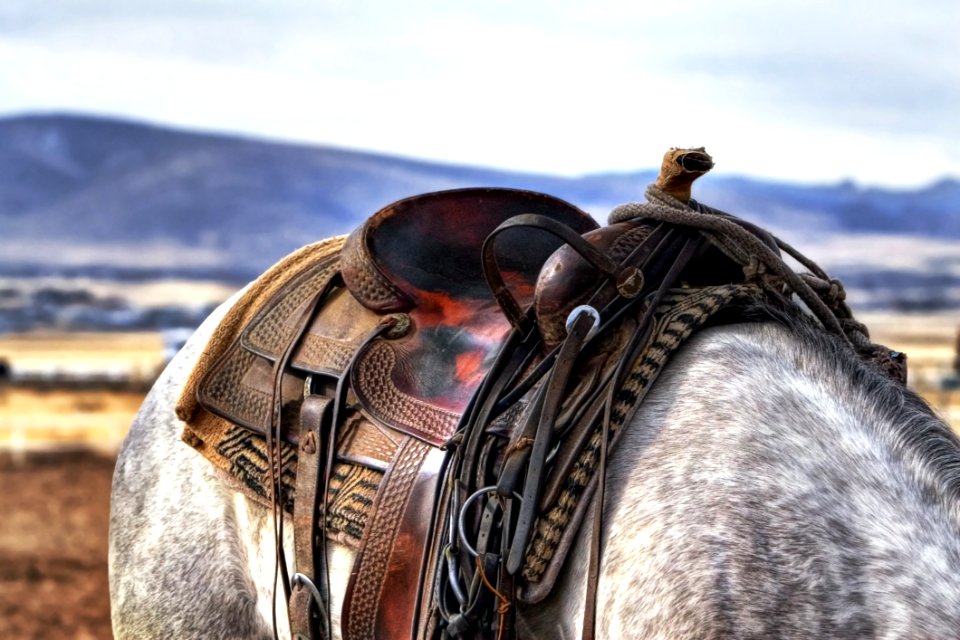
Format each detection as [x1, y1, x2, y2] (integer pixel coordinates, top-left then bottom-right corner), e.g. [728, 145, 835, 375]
[109, 282, 960, 638]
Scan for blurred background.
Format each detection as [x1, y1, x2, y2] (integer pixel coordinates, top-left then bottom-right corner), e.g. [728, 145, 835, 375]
[1, 1, 958, 637]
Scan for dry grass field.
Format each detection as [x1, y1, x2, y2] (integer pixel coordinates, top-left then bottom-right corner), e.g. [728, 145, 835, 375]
[0, 332, 161, 454]
[859, 312, 960, 429]
[0, 387, 147, 454]
[0, 451, 114, 639]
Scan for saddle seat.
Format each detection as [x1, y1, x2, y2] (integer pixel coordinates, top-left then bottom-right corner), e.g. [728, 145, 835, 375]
[338, 188, 599, 444]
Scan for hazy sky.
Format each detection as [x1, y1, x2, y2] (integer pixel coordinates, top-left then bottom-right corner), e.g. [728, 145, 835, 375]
[1, 1, 957, 187]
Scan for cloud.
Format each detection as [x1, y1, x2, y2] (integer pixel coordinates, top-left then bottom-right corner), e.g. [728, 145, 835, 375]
[1, 1, 957, 186]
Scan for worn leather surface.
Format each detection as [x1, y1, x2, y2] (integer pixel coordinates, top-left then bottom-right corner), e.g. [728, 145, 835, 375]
[290, 395, 334, 639]
[342, 188, 598, 312]
[373, 448, 445, 639]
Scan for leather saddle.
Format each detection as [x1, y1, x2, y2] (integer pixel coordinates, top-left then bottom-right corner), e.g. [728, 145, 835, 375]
[193, 187, 600, 639]
[188, 177, 894, 640]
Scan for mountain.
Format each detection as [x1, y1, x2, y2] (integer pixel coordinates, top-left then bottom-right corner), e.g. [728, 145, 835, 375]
[0, 113, 651, 279]
[1, 112, 959, 326]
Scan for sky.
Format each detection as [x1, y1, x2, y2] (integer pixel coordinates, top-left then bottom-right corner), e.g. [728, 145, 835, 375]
[1, 0, 958, 187]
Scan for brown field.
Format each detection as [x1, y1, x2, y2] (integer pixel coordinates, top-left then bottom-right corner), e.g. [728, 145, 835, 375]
[0, 332, 166, 387]
[859, 312, 960, 429]
[0, 450, 114, 639]
[0, 315, 958, 638]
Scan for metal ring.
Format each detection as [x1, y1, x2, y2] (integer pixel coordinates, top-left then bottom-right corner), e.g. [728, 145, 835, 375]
[291, 573, 323, 607]
[565, 304, 601, 341]
[457, 485, 500, 558]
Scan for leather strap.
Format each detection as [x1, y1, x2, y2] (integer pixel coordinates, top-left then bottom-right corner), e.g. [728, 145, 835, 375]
[289, 394, 334, 640]
[482, 214, 620, 333]
[342, 435, 432, 640]
[267, 279, 339, 637]
[377, 447, 446, 639]
[507, 309, 596, 574]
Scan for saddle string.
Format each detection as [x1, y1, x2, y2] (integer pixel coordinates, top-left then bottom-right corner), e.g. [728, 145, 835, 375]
[266, 275, 404, 640]
[436, 225, 698, 636]
[265, 277, 341, 638]
[457, 328, 540, 515]
[441, 331, 537, 634]
[507, 308, 599, 573]
[317, 314, 406, 639]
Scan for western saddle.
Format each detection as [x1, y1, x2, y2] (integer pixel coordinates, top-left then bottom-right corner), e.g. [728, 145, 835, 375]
[178, 149, 906, 640]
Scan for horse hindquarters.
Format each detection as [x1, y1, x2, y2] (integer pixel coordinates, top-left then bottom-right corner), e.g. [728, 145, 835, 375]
[109, 299, 276, 639]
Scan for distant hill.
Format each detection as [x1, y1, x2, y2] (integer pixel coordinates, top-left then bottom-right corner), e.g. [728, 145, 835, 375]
[1, 112, 959, 329]
[3, 113, 958, 281]
[0, 113, 649, 279]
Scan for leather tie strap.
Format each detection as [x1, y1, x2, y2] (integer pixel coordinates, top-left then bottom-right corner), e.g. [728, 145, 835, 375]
[342, 435, 433, 640]
[289, 394, 334, 640]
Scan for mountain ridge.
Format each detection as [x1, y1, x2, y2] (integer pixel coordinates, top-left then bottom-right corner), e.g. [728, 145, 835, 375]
[2, 112, 958, 282]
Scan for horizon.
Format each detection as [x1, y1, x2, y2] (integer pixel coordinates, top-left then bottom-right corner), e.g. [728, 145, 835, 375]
[6, 109, 957, 193]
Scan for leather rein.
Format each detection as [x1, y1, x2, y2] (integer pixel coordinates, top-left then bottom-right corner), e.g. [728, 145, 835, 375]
[434, 208, 709, 639]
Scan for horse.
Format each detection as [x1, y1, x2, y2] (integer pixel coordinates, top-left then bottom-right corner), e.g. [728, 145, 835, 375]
[109, 161, 960, 639]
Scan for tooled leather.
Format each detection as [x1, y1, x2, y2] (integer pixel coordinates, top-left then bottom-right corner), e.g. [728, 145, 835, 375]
[291, 333, 357, 376]
[343, 437, 431, 640]
[374, 447, 445, 640]
[337, 412, 400, 471]
[351, 340, 461, 446]
[341, 222, 412, 313]
[198, 346, 264, 429]
[290, 288, 383, 375]
[199, 347, 305, 435]
[243, 258, 342, 357]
